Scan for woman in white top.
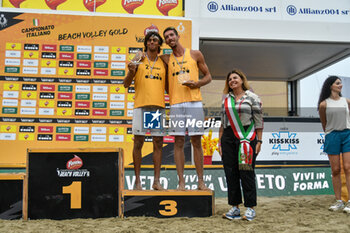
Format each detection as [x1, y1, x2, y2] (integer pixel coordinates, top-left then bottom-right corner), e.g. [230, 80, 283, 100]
[318, 76, 350, 213]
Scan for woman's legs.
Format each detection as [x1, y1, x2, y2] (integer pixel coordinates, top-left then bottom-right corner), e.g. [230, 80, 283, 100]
[221, 128, 242, 206]
[342, 152, 350, 198]
[328, 154, 341, 200]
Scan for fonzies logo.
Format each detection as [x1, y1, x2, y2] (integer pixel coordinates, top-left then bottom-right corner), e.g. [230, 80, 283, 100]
[136, 24, 159, 43]
[57, 154, 90, 177]
[270, 131, 299, 151]
[45, 0, 67, 10]
[122, 0, 144, 14]
[157, 0, 178, 16]
[66, 154, 83, 169]
[83, 0, 107, 12]
[144, 24, 159, 36]
[9, 0, 26, 8]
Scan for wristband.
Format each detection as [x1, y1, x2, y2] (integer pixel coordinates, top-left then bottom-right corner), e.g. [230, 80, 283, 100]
[257, 140, 263, 144]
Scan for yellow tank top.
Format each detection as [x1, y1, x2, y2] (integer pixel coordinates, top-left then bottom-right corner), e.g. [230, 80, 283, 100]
[168, 49, 202, 105]
[134, 56, 166, 108]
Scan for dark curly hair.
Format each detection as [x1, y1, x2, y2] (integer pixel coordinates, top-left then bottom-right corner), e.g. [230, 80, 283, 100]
[317, 76, 342, 109]
[144, 31, 163, 53]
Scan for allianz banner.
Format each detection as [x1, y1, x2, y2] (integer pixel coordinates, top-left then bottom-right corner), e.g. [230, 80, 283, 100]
[2, 0, 183, 16]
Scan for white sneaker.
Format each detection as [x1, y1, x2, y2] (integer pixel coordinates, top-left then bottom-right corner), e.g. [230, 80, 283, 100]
[223, 206, 241, 220]
[243, 207, 256, 221]
[329, 200, 344, 211]
[343, 201, 350, 214]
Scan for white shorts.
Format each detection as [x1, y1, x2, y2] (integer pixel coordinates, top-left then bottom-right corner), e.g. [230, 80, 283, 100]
[132, 107, 166, 136]
[168, 101, 204, 136]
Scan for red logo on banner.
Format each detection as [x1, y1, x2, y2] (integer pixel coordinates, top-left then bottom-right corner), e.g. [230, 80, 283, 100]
[83, 0, 107, 12]
[9, 0, 26, 8]
[164, 135, 175, 143]
[156, 0, 178, 16]
[122, 0, 144, 14]
[144, 24, 159, 36]
[42, 44, 57, 51]
[59, 53, 74, 59]
[75, 101, 90, 108]
[45, 0, 67, 10]
[56, 134, 71, 141]
[93, 69, 108, 76]
[77, 61, 91, 68]
[92, 109, 107, 116]
[38, 126, 54, 133]
[58, 93, 73, 99]
[164, 94, 170, 101]
[40, 85, 55, 91]
[66, 155, 83, 170]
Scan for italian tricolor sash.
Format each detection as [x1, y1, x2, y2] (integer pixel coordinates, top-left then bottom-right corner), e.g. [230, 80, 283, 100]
[224, 95, 256, 170]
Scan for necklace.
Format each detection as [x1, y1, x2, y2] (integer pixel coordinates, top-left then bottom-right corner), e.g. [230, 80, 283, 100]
[145, 53, 158, 78]
[173, 48, 186, 74]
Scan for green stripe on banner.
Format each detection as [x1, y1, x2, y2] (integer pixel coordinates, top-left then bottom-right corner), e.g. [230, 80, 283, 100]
[124, 167, 333, 197]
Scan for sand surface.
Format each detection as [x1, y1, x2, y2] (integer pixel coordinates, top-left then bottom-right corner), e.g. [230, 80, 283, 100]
[1, 195, 350, 233]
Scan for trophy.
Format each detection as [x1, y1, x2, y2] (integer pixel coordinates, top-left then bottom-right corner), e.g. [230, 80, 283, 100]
[129, 51, 143, 65]
[177, 69, 190, 84]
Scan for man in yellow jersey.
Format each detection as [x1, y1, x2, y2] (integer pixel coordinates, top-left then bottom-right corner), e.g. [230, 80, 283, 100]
[124, 31, 167, 190]
[162, 27, 212, 190]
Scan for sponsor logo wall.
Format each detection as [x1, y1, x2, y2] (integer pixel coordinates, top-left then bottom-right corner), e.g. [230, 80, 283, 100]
[0, 10, 191, 166]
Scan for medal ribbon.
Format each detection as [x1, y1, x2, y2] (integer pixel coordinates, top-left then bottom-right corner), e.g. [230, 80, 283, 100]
[145, 53, 158, 76]
[173, 48, 186, 72]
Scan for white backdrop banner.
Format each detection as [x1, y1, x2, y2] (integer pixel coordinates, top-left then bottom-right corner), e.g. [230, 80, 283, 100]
[210, 120, 327, 163]
[201, 0, 350, 23]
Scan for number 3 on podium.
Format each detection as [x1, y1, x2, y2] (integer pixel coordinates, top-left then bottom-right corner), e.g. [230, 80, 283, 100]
[159, 200, 178, 216]
[62, 181, 82, 209]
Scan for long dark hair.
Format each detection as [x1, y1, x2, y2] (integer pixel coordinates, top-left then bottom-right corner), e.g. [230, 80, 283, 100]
[317, 76, 342, 109]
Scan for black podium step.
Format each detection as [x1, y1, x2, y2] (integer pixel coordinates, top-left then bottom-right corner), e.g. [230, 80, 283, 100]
[122, 189, 214, 218]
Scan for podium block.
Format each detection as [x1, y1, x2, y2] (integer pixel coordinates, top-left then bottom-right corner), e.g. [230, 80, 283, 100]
[122, 190, 214, 218]
[0, 174, 25, 220]
[24, 148, 124, 220]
